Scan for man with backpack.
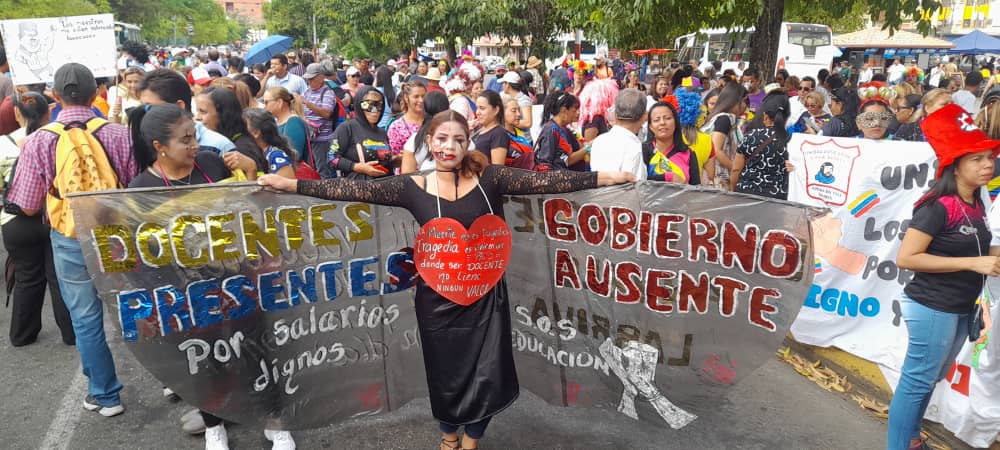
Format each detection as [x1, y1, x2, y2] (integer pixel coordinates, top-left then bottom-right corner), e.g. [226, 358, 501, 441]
[7, 63, 137, 417]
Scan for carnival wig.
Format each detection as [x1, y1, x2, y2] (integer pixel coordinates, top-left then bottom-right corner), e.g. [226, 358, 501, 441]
[567, 60, 594, 79]
[577, 78, 618, 129]
[444, 62, 483, 95]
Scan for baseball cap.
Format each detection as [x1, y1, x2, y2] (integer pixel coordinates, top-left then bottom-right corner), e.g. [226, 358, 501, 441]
[346, 67, 360, 77]
[303, 63, 324, 80]
[386, 59, 397, 68]
[53, 63, 97, 102]
[499, 72, 520, 84]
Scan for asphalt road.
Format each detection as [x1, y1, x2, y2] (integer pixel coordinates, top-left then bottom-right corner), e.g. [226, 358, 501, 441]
[0, 242, 888, 450]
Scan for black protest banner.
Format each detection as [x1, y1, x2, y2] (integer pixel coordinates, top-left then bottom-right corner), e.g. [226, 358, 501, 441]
[70, 182, 818, 430]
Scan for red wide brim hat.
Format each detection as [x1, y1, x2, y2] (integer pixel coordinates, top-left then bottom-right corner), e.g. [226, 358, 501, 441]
[920, 103, 1000, 178]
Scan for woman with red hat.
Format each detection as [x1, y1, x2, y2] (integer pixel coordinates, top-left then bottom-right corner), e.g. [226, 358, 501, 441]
[891, 103, 1000, 450]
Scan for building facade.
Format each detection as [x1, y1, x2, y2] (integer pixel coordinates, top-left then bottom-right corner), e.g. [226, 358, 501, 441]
[214, 0, 264, 25]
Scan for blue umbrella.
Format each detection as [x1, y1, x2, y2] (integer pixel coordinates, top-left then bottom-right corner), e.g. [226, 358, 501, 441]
[245, 35, 294, 65]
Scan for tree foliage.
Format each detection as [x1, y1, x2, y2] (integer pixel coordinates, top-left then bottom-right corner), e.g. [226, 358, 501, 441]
[569, 0, 942, 80]
[0, 0, 103, 19]
[0, 0, 242, 46]
[109, 0, 241, 45]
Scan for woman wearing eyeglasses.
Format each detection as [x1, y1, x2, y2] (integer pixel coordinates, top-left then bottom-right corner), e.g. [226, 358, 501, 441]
[329, 86, 394, 179]
[791, 91, 832, 135]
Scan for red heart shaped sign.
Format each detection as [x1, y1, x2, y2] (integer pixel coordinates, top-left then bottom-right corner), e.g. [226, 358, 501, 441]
[413, 214, 512, 306]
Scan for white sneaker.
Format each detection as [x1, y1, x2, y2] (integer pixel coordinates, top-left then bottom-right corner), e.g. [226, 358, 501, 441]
[205, 424, 229, 450]
[182, 409, 207, 435]
[180, 408, 201, 423]
[264, 429, 296, 450]
[162, 386, 178, 399]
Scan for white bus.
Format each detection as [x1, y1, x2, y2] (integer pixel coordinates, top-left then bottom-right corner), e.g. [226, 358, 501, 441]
[545, 32, 609, 68]
[674, 22, 835, 79]
[114, 22, 142, 47]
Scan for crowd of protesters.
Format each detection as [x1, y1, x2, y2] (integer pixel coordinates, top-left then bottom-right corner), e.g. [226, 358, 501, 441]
[4, 37, 1000, 450]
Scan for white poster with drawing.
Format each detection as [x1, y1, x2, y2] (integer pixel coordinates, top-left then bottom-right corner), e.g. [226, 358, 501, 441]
[0, 14, 117, 86]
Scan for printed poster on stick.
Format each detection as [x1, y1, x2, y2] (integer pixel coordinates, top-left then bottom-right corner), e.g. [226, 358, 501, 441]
[787, 134, 1000, 447]
[69, 182, 819, 430]
[0, 14, 117, 85]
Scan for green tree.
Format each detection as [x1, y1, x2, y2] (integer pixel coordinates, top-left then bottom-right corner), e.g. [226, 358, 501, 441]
[338, 0, 522, 60]
[264, 0, 337, 48]
[0, 0, 102, 18]
[572, 0, 943, 81]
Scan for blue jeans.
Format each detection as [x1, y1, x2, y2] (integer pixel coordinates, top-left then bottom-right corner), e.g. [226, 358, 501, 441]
[886, 293, 969, 449]
[51, 230, 123, 407]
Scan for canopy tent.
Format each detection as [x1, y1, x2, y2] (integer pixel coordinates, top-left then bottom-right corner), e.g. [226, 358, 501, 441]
[631, 49, 672, 82]
[949, 29, 1000, 54]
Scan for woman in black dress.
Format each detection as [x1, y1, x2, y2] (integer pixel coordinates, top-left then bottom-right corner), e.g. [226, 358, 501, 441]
[258, 110, 634, 450]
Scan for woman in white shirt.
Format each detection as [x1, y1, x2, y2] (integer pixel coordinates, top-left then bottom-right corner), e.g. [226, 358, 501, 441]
[108, 66, 144, 125]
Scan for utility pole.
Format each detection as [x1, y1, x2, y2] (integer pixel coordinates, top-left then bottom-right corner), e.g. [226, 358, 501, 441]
[574, 29, 582, 60]
[312, 9, 318, 58]
[172, 16, 177, 46]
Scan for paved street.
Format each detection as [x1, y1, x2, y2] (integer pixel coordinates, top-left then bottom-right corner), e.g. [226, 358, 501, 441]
[0, 255, 888, 450]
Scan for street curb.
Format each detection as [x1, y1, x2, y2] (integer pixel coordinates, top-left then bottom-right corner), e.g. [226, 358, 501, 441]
[783, 337, 996, 450]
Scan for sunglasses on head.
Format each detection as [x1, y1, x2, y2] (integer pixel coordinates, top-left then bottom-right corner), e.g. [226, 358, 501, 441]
[360, 100, 384, 114]
[857, 111, 894, 128]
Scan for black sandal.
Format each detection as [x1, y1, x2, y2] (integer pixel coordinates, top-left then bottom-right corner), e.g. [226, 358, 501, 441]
[441, 437, 460, 450]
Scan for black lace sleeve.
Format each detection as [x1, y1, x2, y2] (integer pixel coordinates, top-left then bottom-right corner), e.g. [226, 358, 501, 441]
[487, 165, 599, 195]
[297, 176, 410, 207]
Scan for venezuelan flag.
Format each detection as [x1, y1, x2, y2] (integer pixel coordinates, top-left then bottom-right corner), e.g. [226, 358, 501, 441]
[848, 190, 880, 217]
[987, 175, 1000, 200]
[814, 258, 822, 274]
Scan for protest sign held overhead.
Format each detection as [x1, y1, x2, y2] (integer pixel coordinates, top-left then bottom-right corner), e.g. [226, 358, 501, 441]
[0, 14, 117, 85]
[69, 182, 820, 430]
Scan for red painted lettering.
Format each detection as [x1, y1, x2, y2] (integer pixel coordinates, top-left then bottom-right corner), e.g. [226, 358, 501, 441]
[585, 255, 611, 297]
[553, 248, 581, 289]
[614, 262, 642, 304]
[721, 222, 758, 273]
[637, 211, 653, 254]
[578, 204, 608, 246]
[759, 231, 801, 278]
[712, 276, 749, 317]
[678, 270, 710, 314]
[645, 269, 676, 313]
[947, 362, 971, 396]
[748, 287, 780, 331]
[610, 207, 638, 251]
[654, 214, 684, 258]
[688, 217, 719, 263]
[544, 199, 577, 242]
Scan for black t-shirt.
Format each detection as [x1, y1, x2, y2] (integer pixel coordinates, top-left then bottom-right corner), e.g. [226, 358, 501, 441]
[583, 115, 609, 137]
[472, 126, 510, 158]
[330, 120, 392, 179]
[903, 195, 991, 313]
[735, 127, 788, 200]
[713, 114, 733, 135]
[128, 152, 232, 188]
